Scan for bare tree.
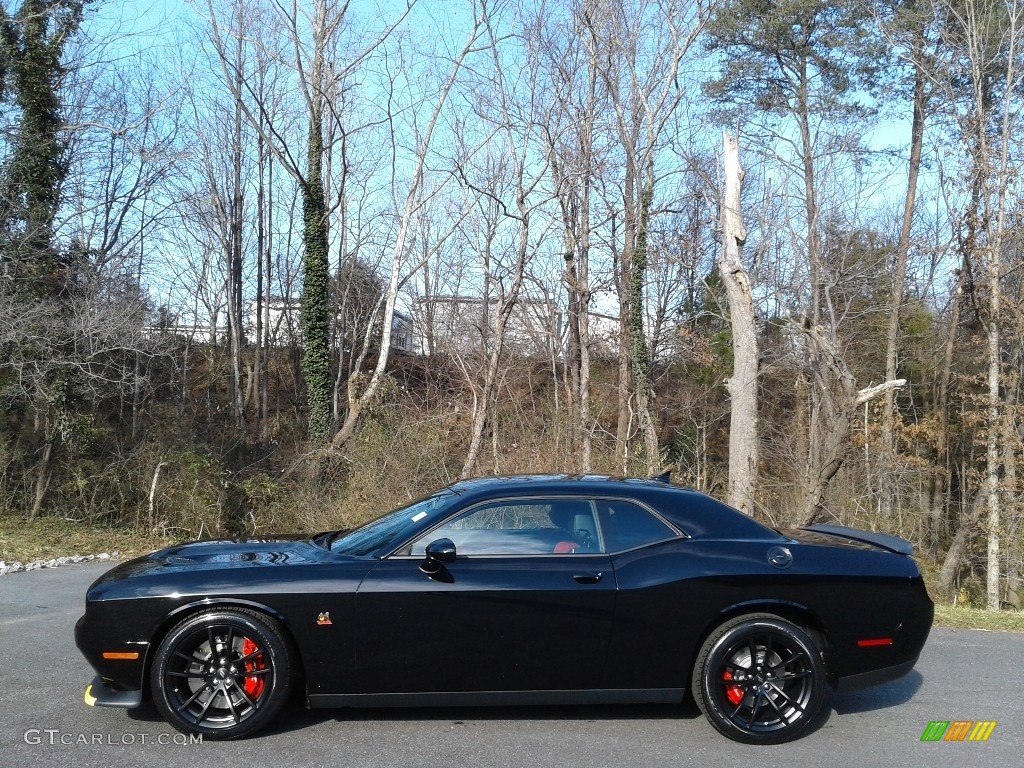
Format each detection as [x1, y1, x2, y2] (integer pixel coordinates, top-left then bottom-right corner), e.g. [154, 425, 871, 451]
[795, 321, 906, 525]
[878, 3, 937, 518]
[329, 3, 487, 450]
[444, 3, 555, 477]
[535, 0, 605, 472]
[586, 0, 707, 475]
[935, 0, 1024, 609]
[205, 0, 413, 447]
[718, 131, 759, 513]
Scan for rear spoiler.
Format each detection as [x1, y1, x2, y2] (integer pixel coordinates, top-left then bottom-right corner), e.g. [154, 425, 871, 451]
[648, 466, 674, 483]
[804, 524, 914, 556]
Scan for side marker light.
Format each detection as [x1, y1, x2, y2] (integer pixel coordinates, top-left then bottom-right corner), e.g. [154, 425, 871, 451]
[857, 638, 893, 647]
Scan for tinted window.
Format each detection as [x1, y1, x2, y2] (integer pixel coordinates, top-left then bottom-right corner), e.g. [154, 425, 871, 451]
[596, 499, 676, 552]
[409, 499, 603, 555]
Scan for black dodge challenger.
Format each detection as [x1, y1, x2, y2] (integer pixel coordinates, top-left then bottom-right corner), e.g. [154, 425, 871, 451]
[76, 474, 933, 744]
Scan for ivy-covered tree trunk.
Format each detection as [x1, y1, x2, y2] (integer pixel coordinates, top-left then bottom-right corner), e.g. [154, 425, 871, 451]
[301, 106, 332, 446]
[0, 0, 85, 296]
[1, 2, 85, 518]
[629, 174, 659, 475]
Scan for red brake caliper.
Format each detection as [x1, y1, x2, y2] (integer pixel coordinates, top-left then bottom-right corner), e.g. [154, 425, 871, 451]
[722, 670, 744, 706]
[242, 638, 265, 699]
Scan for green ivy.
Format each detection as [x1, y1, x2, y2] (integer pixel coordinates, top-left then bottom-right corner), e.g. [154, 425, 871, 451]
[0, 1, 87, 297]
[301, 108, 332, 446]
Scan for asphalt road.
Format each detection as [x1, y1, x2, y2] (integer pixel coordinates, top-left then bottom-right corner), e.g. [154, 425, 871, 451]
[1, 563, 1021, 768]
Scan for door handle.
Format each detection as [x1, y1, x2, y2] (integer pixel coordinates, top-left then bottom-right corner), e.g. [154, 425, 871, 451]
[573, 572, 603, 584]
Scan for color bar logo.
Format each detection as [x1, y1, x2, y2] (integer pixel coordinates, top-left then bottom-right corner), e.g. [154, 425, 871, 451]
[920, 721, 997, 742]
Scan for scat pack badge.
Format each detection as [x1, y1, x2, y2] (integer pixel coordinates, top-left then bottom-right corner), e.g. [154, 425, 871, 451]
[316, 611, 332, 626]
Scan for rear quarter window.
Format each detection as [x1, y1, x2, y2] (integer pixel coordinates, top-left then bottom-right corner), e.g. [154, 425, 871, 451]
[597, 499, 677, 552]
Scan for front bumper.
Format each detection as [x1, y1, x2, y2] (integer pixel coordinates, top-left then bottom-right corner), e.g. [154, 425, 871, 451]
[83, 676, 143, 709]
[75, 612, 150, 690]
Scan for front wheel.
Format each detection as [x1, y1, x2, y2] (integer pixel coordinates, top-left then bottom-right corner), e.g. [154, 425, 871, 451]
[150, 608, 293, 740]
[691, 613, 826, 744]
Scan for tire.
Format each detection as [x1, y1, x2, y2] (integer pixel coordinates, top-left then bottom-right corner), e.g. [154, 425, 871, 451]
[691, 613, 826, 745]
[150, 608, 293, 740]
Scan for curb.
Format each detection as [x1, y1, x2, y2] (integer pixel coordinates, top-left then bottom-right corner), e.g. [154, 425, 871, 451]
[0, 552, 122, 576]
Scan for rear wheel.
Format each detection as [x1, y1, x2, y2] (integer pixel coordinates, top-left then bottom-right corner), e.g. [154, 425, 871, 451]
[151, 609, 292, 740]
[692, 613, 826, 744]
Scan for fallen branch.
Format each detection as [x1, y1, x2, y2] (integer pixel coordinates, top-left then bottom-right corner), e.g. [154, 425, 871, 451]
[855, 379, 908, 406]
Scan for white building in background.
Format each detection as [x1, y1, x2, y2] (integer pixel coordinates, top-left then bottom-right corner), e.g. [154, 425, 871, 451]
[585, 312, 621, 358]
[246, 296, 302, 347]
[144, 301, 416, 356]
[142, 322, 225, 346]
[145, 296, 630, 362]
[414, 295, 560, 358]
[390, 311, 416, 355]
[245, 298, 415, 355]
[412, 294, 631, 361]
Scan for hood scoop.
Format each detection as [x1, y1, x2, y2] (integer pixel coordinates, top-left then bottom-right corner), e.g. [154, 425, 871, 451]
[155, 539, 318, 568]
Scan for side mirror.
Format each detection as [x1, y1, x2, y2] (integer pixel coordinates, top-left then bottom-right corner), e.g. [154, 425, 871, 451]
[420, 538, 457, 575]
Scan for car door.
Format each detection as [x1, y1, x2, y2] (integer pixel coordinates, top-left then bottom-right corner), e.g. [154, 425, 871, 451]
[596, 497, 697, 690]
[354, 497, 615, 695]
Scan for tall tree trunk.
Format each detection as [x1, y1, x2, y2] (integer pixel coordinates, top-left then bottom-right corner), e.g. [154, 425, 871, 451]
[261, 136, 273, 445]
[935, 135, 986, 581]
[984, 252, 1001, 610]
[719, 132, 759, 514]
[329, 126, 352, 433]
[882, 43, 928, 518]
[578, 279, 593, 472]
[796, 326, 905, 525]
[981, 12, 1020, 609]
[563, 219, 581, 463]
[930, 267, 966, 559]
[629, 173, 659, 475]
[29, 432, 54, 519]
[228, 28, 246, 433]
[1001, 345, 1020, 608]
[255, 128, 265, 444]
[797, 82, 821, 327]
[301, 102, 332, 446]
[796, 71, 827, 517]
[615, 204, 634, 473]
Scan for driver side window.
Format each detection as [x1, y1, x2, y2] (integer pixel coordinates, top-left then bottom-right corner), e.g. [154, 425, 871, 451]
[410, 499, 604, 556]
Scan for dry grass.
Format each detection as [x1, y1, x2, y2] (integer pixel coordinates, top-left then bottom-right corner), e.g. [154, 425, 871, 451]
[933, 603, 1024, 633]
[0, 514, 181, 563]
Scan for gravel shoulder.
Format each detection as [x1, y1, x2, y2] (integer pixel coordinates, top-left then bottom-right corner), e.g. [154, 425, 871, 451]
[0, 551, 121, 576]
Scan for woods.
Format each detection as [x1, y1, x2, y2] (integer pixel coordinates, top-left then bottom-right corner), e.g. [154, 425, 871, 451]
[1, 0, 1023, 610]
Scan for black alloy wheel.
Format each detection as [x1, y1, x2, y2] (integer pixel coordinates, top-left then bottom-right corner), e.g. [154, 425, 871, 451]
[151, 609, 292, 740]
[692, 613, 827, 744]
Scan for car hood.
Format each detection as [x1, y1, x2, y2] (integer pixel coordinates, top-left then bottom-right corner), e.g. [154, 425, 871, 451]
[93, 536, 328, 583]
[84, 536, 342, 601]
[147, 536, 326, 568]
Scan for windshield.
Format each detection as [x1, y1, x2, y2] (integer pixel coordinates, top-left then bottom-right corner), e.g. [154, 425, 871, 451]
[329, 491, 457, 557]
